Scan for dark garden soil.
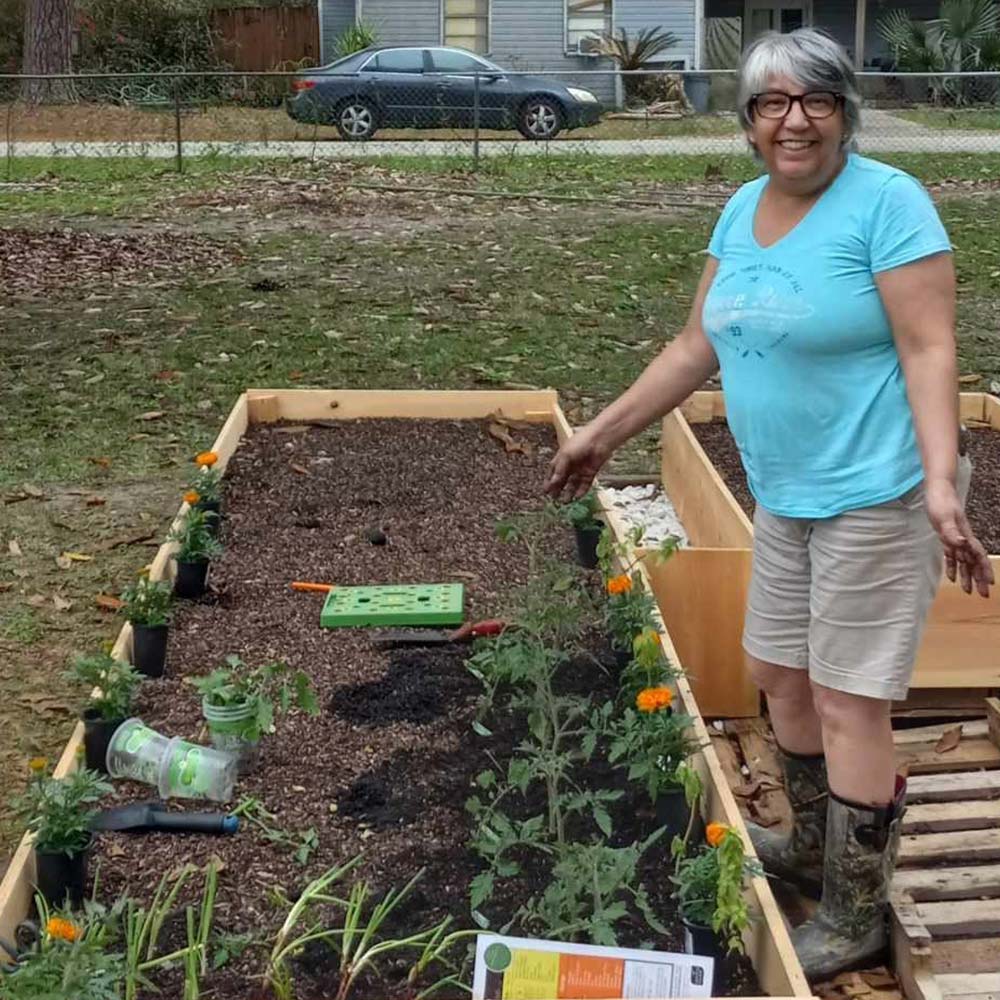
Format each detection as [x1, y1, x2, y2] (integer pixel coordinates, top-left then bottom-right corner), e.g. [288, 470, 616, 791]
[86, 418, 759, 999]
[691, 418, 1000, 551]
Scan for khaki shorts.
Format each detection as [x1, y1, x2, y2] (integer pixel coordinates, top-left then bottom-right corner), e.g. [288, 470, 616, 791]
[743, 457, 972, 702]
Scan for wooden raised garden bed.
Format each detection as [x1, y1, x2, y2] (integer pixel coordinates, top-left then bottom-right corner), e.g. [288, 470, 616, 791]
[652, 391, 1000, 707]
[0, 389, 812, 1000]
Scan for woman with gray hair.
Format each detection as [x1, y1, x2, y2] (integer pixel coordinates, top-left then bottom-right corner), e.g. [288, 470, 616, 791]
[547, 26, 992, 979]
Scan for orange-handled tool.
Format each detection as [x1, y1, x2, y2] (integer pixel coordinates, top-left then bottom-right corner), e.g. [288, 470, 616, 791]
[291, 581, 335, 593]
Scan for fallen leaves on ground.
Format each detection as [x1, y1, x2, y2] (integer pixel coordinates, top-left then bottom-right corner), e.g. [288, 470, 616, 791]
[0, 228, 238, 300]
[934, 724, 963, 753]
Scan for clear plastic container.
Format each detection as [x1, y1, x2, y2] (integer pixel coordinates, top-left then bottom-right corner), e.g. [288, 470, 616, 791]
[157, 737, 238, 802]
[106, 718, 238, 803]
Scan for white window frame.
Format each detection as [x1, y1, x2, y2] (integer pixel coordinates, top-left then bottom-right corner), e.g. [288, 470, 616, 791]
[440, 0, 492, 56]
[742, 0, 814, 44]
[564, 0, 614, 57]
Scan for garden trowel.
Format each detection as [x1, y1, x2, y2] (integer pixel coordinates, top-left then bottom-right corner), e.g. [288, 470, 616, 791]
[371, 618, 508, 650]
[89, 800, 239, 835]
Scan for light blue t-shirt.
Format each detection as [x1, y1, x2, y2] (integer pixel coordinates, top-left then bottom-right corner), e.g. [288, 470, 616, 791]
[702, 153, 951, 518]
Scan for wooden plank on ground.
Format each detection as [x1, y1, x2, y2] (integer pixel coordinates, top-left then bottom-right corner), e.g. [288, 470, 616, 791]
[894, 864, 1000, 902]
[932, 937, 1000, 975]
[899, 829, 1000, 866]
[902, 800, 1000, 834]
[896, 739, 1000, 775]
[935, 972, 999, 1000]
[987, 698, 1000, 750]
[730, 719, 793, 832]
[891, 896, 941, 1000]
[894, 720, 988, 746]
[916, 899, 1000, 938]
[907, 771, 1000, 803]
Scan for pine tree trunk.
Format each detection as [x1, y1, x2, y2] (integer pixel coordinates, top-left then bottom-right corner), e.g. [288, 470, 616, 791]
[20, 0, 76, 104]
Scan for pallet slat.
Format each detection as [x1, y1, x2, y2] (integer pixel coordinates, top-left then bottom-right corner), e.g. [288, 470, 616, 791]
[916, 899, 1000, 938]
[899, 829, 1000, 866]
[894, 865, 1000, 902]
[897, 739, 1000, 775]
[907, 772, 1000, 803]
[936, 972, 999, 1000]
[932, 938, 1000, 975]
[902, 801, 1000, 834]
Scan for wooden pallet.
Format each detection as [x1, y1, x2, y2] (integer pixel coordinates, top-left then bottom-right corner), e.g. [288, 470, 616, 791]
[890, 699, 1000, 1000]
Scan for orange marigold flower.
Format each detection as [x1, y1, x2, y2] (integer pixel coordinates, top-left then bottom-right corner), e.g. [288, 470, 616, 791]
[195, 451, 218, 468]
[706, 822, 730, 848]
[184, 490, 200, 505]
[635, 686, 672, 713]
[28, 757, 47, 774]
[606, 574, 632, 596]
[46, 917, 80, 942]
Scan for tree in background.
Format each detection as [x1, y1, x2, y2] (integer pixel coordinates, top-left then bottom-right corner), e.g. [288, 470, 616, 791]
[878, 0, 1000, 103]
[20, 0, 75, 102]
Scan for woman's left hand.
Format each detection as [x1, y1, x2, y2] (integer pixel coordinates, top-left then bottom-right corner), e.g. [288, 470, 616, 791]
[925, 478, 994, 597]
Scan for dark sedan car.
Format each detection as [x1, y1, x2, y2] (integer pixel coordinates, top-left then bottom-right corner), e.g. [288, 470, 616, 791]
[286, 45, 603, 141]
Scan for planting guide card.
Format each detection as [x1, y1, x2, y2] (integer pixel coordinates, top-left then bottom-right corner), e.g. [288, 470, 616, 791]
[472, 934, 714, 1000]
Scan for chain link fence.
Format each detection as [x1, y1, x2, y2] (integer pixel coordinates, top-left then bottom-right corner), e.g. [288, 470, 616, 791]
[2, 69, 1000, 176]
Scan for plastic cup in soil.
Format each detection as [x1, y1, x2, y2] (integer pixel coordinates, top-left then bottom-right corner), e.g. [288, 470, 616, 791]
[131, 623, 167, 678]
[106, 718, 237, 802]
[174, 559, 209, 599]
[82, 708, 123, 775]
[34, 836, 91, 910]
[574, 523, 602, 568]
[202, 698, 260, 775]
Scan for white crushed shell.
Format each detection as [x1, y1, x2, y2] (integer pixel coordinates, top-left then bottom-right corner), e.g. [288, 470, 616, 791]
[601, 483, 689, 548]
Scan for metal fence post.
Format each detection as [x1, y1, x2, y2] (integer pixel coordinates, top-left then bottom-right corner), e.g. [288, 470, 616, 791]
[473, 71, 481, 171]
[173, 76, 183, 174]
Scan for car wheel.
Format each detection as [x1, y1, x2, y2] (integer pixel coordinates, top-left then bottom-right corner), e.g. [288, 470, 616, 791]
[518, 97, 563, 140]
[336, 98, 378, 141]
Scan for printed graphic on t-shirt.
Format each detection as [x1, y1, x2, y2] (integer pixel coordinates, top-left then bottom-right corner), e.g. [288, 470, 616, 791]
[704, 263, 814, 360]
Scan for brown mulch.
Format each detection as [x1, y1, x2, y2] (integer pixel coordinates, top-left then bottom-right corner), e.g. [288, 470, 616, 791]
[85, 418, 760, 999]
[0, 228, 236, 299]
[690, 418, 1000, 552]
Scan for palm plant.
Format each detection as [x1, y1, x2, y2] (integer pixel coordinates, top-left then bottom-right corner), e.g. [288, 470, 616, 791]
[878, 0, 1000, 103]
[594, 27, 681, 103]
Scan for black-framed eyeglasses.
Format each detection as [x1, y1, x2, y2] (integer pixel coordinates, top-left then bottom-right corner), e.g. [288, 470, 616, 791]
[750, 91, 843, 120]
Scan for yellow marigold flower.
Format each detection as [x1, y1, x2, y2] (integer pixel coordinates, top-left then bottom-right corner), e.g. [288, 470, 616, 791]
[184, 490, 200, 505]
[195, 451, 218, 468]
[28, 757, 47, 774]
[606, 574, 632, 596]
[635, 686, 672, 713]
[46, 917, 80, 942]
[706, 822, 730, 848]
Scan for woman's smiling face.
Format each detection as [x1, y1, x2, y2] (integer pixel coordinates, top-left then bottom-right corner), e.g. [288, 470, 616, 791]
[747, 74, 847, 189]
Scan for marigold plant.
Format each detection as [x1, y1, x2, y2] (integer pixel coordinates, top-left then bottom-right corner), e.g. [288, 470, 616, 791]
[635, 686, 672, 713]
[184, 490, 200, 505]
[46, 916, 80, 942]
[705, 822, 729, 848]
[195, 451, 218, 467]
[606, 574, 632, 596]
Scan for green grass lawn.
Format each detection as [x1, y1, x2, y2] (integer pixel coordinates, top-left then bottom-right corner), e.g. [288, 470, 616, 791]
[2, 152, 1000, 857]
[898, 107, 1000, 131]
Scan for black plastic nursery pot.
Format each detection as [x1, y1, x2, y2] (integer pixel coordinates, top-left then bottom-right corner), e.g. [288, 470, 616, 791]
[82, 709, 123, 774]
[654, 784, 698, 841]
[34, 835, 92, 910]
[681, 913, 729, 991]
[131, 623, 168, 678]
[174, 559, 209, 599]
[573, 523, 602, 569]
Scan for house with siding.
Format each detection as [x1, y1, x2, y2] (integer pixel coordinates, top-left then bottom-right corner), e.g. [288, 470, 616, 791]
[318, 1, 941, 101]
